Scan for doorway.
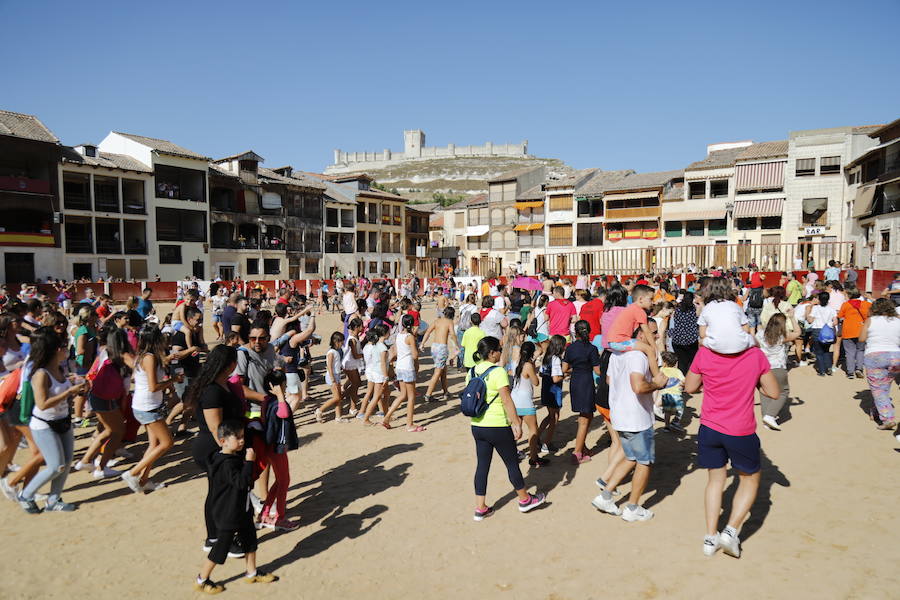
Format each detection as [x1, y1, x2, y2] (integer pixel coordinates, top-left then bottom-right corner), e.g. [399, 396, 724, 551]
[73, 263, 92, 280]
[192, 260, 205, 279]
[714, 241, 727, 267]
[4, 253, 34, 284]
[219, 265, 235, 280]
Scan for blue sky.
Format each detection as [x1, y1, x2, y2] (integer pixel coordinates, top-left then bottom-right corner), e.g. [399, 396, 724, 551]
[2, 0, 898, 174]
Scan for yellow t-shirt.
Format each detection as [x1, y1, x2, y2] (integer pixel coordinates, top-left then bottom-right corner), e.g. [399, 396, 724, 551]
[461, 326, 486, 368]
[467, 361, 511, 427]
[661, 366, 684, 395]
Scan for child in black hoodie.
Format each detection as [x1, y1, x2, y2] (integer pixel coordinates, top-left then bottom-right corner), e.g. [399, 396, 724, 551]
[195, 420, 278, 594]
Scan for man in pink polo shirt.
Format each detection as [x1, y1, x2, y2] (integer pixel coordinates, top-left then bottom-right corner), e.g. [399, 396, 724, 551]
[546, 286, 576, 340]
[685, 345, 779, 559]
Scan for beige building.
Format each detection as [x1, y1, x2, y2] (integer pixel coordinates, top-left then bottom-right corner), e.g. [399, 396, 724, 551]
[343, 175, 408, 277]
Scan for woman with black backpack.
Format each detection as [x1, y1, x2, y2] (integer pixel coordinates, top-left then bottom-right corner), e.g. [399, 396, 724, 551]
[466, 336, 546, 521]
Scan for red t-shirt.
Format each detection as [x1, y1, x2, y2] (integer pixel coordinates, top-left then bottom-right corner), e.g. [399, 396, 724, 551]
[276, 297, 289, 305]
[579, 298, 604, 339]
[96, 304, 111, 319]
[690, 346, 770, 436]
[546, 299, 576, 336]
[407, 309, 421, 327]
[749, 272, 763, 289]
[636, 279, 649, 286]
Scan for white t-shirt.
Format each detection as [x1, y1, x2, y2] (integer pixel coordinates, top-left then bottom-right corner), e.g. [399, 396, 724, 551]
[342, 292, 357, 315]
[493, 296, 505, 312]
[533, 307, 550, 337]
[30, 368, 72, 430]
[457, 303, 476, 332]
[755, 331, 787, 370]
[807, 305, 836, 330]
[511, 374, 534, 410]
[325, 348, 343, 385]
[212, 295, 227, 316]
[541, 356, 563, 378]
[132, 361, 165, 411]
[607, 351, 654, 432]
[396, 332, 415, 371]
[864, 316, 900, 354]
[698, 300, 755, 354]
[481, 309, 505, 339]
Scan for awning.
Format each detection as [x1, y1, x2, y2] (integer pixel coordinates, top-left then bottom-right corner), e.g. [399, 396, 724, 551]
[514, 223, 544, 231]
[515, 201, 544, 209]
[802, 197, 827, 214]
[735, 161, 786, 191]
[733, 198, 784, 218]
[662, 204, 727, 221]
[602, 215, 660, 223]
[603, 191, 659, 201]
[466, 225, 489, 236]
[852, 185, 876, 218]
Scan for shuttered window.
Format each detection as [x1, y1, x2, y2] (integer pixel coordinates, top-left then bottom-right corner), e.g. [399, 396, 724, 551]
[820, 156, 841, 174]
[549, 195, 573, 211]
[795, 158, 816, 176]
[548, 224, 572, 247]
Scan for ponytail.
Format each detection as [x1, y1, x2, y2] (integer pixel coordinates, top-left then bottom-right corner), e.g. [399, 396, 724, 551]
[472, 336, 501, 363]
[574, 319, 591, 343]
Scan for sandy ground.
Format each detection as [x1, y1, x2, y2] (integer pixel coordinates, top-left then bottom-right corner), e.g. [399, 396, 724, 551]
[0, 302, 897, 599]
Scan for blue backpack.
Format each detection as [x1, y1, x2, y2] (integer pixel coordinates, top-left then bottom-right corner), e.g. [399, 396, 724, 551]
[818, 323, 836, 343]
[460, 366, 499, 418]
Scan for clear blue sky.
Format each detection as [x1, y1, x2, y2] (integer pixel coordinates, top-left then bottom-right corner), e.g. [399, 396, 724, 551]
[2, 0, 898, 174]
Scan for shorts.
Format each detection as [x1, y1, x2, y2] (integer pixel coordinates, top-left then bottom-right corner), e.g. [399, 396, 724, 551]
[366, 370, 387, 384]
[172, 320, 184, 332]
[661, 393, 684, 414]
[88, 393, 118, 413]
[133, 406, 166, 425]
[212, 314, 222, 323]
[208, 521, 258, 565]
[528, 333, 549, 343]
[515, 406, 537, 417]
[285, 372, 301, 394]
[609, 339, 636, 353]
[745, 307, 763, 328]
[697, 424, 761, 474]
[396, 369, 416, 383]
[619, 427, 655, 465]
[431, 343, 449, 369]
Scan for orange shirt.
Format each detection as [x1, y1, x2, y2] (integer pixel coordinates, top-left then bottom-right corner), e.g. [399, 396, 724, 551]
[837, 299, 870, 339]
[654, 290, 675, 303]
[606, 302, 649, 344]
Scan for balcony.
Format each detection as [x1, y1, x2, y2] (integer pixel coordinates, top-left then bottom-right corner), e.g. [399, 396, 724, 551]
[0, 175, 51, 195]
[65, 237, 92, 253]
[605, 206, 660, 220]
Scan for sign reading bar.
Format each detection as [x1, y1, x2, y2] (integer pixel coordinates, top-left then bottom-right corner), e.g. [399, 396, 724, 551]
[804, 226, 825, 236]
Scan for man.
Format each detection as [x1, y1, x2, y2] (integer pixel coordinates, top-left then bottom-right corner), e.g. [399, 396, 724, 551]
[230, 296, 252, 344]
[221, 293, 239, 334]
[844, 263, 858, 286]
[744, 267, 765, 334]
[684, 341, 779, 558]
[546, 286, 576, 340]
[824, 260, 841, 282]
[80, 287, 98, 306]
[884, 272, 900, 307]
[167, 306, 205, 433]
[579, 291, 605, 344]
[785, 272, 803, 306]
[420, 307, 461, 402]
[793, 254, 803, 271]
[136, 288, 154, 319]
[591, 320, 669, 522]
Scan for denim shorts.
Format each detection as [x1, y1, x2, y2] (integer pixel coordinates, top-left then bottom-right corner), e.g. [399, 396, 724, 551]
[133, 406, 165, 425]
[396, 369, 416, 383]
[697, 424, 760, 473]
[88, 392, 118, 413]
[619, 427, 655, 465]
[515, 406, 537, 417]
[212, 314, 222, 323]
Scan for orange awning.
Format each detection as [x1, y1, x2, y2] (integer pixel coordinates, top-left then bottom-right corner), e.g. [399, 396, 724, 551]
[515, 201, 544, 209]
[514, 223, 544, 232]
[514, 224, 529, 231]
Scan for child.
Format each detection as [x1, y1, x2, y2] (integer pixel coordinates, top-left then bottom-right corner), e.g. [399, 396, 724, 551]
[461, 313, 486, 369]
[659, 351, 685, 433]
[382, 315, 425, 432]
[501, 323, 524, 376]
[341, 318, 364, 417]
[362, 325, 390, 425]
[195, 420, 277, 594]
[697, 278, 756, 354]
[316, 332, 348, 423]
[537, 334, 566, 453]
[258, 372, 300, 530]
[604, 284, 664, 377]
[512, 342, 547, 467]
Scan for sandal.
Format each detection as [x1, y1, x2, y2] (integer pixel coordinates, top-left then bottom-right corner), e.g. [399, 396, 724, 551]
[876, 421, 896, 430]
[406, 425, 426, 432]
[381, 422, 392, 430]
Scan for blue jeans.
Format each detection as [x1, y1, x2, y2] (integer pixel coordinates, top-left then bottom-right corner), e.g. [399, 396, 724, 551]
[455, 330, 465, 368]
[808, 329, 832, 374]
[22, 426, 74, 506]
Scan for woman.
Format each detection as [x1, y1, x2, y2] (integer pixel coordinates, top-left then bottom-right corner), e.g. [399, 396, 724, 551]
[563, 320, 602, 464]
[18, 328, 88, 512]
[187, 345, 246, 553]
[468, 336, 545, 521]
[804, 292, 838, 376]
[837, 286, 869, 378]
[858, 298, 900, 430]
[760, 286, 793, 329]
[121, 325, 180, 493]
[382, 315, 424, 431]
[71, 304, 98, 421]
[669, 291, 699, 374]
[756, 313, 800, 430]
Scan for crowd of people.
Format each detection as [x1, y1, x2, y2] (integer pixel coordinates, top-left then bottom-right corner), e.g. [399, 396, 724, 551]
[1, 264, 899, 592]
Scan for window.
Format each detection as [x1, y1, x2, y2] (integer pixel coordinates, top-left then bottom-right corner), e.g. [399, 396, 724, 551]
[302, 195, 323, 220]
[356, 232, 366, 252]
[548, 224, 572, 247]
[454, 212, 464, 228]
[736, 217, 757, 230]
[760, 216, 782, 230]
[63, 172, 91, 210]
[393, 233, 402, 253]
[369, 261, 378, 274]
[246, 258, 259, 275]
[95, 219, 121, 254]
[325, 233, 339, 253]
[381, 232, 391, 253]
[820, 156, 841, 175]
[368, 231, 378, 252]
[549, 195, 573, 211]
[795, 158, 816, 177]
[339, 233, 354, 253]
[802, 197, 828, 225]
[689, 181, 706, 199]
[64, 217, 92, 253]
[304, 229, 321, 252]
[264, 259, 280, 275]
[122, 179, 145, 214]
[576, 223, 603, 246]
[707, 219, 727, 236]
[326, 207, 339, 227]
[341, 209, 354, 228]
[94, 176, 119, 212]
[304, 258, 319, 274]
[393, 205, 401, 225]
[382, 205, 391, 225]
[664, 221, 683, 238]
[356, 202, 366, 223]
[880, 229, 891, 252]
[709, 179, 728, 198]
[577, 198, 603, 217]
[159, 245, 182, 264]
[368, 203, 379, 224]
[155, 208, 207, 242]
[686, 220, 705, 236]
[382, 261, 391, 275]
[491, 208, 504, 225]
[155, 165, 205, 201]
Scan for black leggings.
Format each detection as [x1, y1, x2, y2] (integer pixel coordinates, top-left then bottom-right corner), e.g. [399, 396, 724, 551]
[472, 426, 524, 496]
[672, 342, 698, 375]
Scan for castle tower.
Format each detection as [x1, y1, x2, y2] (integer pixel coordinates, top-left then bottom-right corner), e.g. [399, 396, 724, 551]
[403, 129, 425, 158]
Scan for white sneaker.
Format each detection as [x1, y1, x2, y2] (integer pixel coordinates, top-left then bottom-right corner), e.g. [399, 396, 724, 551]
[762, 415, 781, 431]
[249, 491, 263, 515]
[703, 535, 721, 556]
[0, 477, 18, 502]
[141, 481, 165, 492]
[798, 360, 807, 367]
[719, 530, 741, 558]
[92, 467, 122, 479]
[591, 494, 621, 515]
[73, 461, 90, 472]
[621, 504, 654, 522]
[94, 456, 122, 468]
[121, 472, 143, 494]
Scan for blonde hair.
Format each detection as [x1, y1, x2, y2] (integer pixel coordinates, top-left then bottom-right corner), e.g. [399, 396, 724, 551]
[74, 304, 95, 327]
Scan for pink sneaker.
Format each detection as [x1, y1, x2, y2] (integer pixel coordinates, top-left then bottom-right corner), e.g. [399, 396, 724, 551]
[518, 492, 547, 513]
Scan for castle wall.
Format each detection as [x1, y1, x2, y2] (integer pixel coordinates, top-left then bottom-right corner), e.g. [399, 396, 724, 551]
[328, 138, 528, 174]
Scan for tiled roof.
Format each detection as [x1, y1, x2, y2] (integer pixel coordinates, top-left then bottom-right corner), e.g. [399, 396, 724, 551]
[208, 162, 240, 179]
[864, 119, 900, 139]
[516, 184, 545, 201]
[258, 167, 326, 190]
[60, 146, 152, 172]
[357, 187, 408, 202]
[487, 165, 544, 183]
[215, 150, 264, 163]
[604, 169, 682, 192]
[0, 110, 59, 143]
[463, 193, 488, 207]
[410, 202, 439, 212]
[406, 205, 431, 215]
[544, 168, 598, 190]
[577, 169, 635, 196]
[322, 181, 357, 205]
[113, 131, 209, 160]
[736, 141, 788, 161]
[853, 124, 884, 135]
[429, 213, 444, 227]
[685, 147, 746, 171]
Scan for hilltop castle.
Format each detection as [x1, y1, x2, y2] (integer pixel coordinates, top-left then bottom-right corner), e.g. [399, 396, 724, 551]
[326, 130, 529, 174]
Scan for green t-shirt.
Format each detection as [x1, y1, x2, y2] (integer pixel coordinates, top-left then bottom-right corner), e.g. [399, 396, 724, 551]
[519, 304, 533, 323]
[467, 361, 511, 427]
[786, 279, 803, 305]
[461, 326, 486, 368]
[74, 325, 97, 366]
